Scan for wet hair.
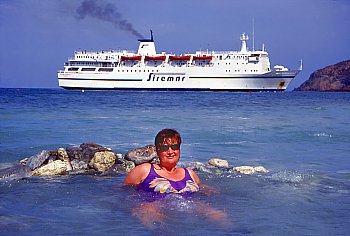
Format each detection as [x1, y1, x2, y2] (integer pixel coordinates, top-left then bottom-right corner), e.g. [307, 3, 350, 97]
[155, 129, 182, 147]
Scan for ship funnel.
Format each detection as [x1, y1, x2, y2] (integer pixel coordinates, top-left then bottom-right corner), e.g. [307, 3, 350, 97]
[137, 30, 156, 55]
[240, 33, 249, 52]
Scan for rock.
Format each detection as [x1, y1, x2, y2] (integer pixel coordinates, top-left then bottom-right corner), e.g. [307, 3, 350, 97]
[67, 143, 111, 163]
[57, 148, 67, 160]
[32, 160, 70, 176]
[185, 161, 211, 173]
[185, 161, 206, 170]
[231, 165, 269, 175]
[116, 153, 123, 159]
[295, 59, 350, 91]
[89, 151, 116, 172]
[208, 158, 229, 168]
[124, 145, 159, 165]
[18, 158, 28, 165]
[57, 148, 72, 171]
[102, 160, 135, 175]
[70, 159, 88, 171]
[185, 161, 229, 175]
[66, 143, 119, 173]
[2, 143, 125, 178]
[26, 150, 51, 170]
[254, 166, 269, 173]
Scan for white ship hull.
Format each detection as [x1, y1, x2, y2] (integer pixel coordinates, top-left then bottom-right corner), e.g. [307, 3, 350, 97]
[59, 70, 298, 91]
[58, 32, 301, 91]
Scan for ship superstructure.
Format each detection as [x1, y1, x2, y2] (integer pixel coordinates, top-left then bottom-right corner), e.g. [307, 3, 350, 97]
[58, 32, 301, 91]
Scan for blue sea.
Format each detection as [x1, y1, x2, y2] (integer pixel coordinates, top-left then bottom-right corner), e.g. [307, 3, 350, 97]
[1, 88, 349, 235]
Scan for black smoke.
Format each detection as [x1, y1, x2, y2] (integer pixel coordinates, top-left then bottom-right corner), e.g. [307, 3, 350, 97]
[76, 0, 143, 38]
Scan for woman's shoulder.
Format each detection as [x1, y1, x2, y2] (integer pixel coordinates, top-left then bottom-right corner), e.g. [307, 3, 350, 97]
[133, 162, 152, 173]
[123, 163, 152, 185]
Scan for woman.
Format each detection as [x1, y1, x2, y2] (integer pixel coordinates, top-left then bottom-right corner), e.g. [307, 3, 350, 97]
[124, 129, 228, 228]
[124, 128, 200, 194]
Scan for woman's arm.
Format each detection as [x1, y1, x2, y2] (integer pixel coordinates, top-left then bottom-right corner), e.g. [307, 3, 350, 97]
[187, 167, 201, 184]
[123, 163, 151, 185]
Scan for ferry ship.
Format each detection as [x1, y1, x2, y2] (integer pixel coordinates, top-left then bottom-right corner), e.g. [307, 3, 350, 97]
[58, 31, 301, 91]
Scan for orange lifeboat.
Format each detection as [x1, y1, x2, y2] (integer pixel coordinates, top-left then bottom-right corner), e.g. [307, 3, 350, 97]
[144, 55, 166, 61]
[192, 55, 213, 60]
[120, 55, 142, 61]
[168, 55, 191, 61]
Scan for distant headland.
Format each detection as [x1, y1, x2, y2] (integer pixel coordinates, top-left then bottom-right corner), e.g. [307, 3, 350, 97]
[295, 59, 350, 91]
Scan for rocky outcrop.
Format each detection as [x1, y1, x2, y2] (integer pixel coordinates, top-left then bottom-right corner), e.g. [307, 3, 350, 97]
[0, 143, 269, 180]
[295, 60, 350, 91]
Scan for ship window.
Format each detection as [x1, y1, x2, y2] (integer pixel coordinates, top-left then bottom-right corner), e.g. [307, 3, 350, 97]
[68, 67, 79, 71]
[98, 68, 113, 72]
[82, 68, 96, 71]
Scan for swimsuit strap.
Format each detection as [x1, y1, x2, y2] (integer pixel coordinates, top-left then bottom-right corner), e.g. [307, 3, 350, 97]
[149, 164, 159, 176]
[183, 168, 192, 181]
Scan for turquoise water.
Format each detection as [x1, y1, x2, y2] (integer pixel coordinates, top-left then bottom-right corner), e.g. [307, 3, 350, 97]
[1, 89, 350, 235]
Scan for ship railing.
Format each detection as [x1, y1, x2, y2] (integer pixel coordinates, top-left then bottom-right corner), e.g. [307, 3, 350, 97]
[75, 49, 135, 54]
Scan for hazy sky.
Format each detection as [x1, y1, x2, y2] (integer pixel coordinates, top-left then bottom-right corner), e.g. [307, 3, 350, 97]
[1, 0, 349, 90]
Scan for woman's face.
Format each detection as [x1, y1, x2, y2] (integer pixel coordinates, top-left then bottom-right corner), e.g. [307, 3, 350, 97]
[157, 137, 180, 166]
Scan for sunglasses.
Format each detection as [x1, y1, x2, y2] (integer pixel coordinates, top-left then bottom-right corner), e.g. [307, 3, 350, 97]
[159, 144, 180, 151]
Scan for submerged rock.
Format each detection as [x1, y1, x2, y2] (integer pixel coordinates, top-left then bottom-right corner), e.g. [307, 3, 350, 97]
[102, 160, 135, 175]
[0, 165, 32, 180]
[186, 161, 268, 175]
[231, 166, 269, 175]
[185, 161, 230, 175]
[124, 145, 159, 165]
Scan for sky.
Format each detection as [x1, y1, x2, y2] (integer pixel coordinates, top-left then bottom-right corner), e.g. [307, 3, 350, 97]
[0, 0, 349, 90]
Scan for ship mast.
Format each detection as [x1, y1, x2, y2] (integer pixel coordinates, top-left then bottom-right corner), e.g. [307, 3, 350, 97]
[252, 18, 255, 51]
[240, 33, 249, 52]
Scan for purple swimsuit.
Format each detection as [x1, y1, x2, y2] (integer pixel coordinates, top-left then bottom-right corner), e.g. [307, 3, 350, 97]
[139, 165, 199, 194]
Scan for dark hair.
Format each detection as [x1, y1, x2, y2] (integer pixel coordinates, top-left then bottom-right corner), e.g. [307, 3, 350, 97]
[155, 129, 182, 147]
